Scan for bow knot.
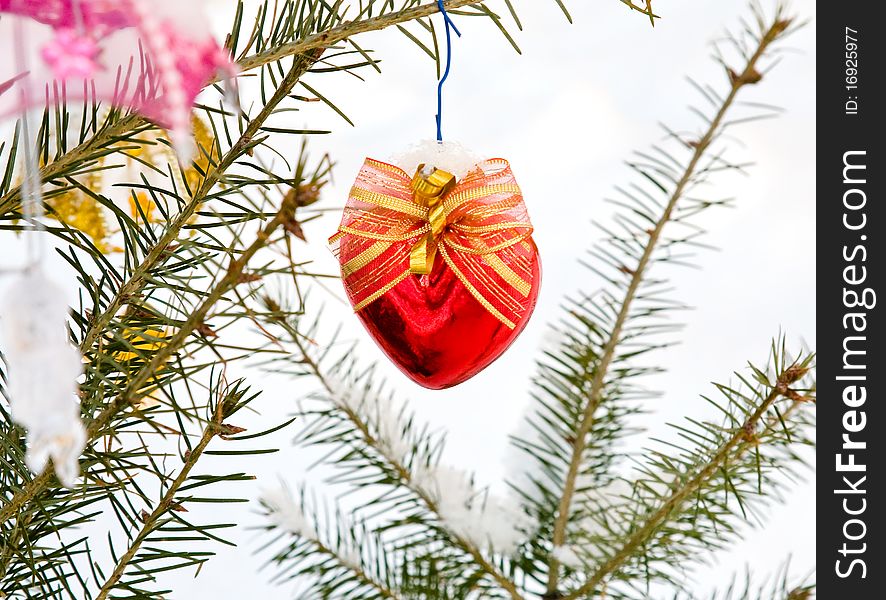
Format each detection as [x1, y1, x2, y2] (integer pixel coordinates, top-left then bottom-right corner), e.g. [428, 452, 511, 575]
[330, 157, 537, 329]
[409, 164, 456, 275]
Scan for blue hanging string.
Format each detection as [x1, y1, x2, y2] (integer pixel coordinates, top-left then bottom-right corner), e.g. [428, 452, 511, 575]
[435, 0, 462, 142]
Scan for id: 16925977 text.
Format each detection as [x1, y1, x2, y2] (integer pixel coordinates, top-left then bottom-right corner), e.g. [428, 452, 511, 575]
[845, 27, 859, 115]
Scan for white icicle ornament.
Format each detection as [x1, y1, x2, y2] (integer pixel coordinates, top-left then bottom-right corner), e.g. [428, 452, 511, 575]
[2, 268, 85, 487]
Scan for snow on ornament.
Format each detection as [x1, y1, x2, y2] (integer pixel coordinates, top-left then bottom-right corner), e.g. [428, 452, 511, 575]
[1, 267, 85, 487]
[0, 0, 237, 160]
[330, 141, 541, 389]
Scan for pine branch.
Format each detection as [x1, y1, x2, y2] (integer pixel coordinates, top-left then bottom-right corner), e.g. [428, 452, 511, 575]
[75, 51, 321, 356]
[0, 2, 468, 220]
[0, 114, 144, 216]
[668, 559, 814, 600]
[305, 539, 403, 600]
[543, 12, 794, 595]
[239, 1, 477, 72]
[252, 304, 529, 596]
[0, 86, 310, 526]
[235, 0, 573, 74]
[562, 347, 814, 599]
[283, 326, 526, 600]
[93, 392, 230, 599]
[260, 485, 405, 600]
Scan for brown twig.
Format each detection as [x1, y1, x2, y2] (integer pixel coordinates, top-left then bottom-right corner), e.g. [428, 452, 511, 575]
[94, 398, 229, 599]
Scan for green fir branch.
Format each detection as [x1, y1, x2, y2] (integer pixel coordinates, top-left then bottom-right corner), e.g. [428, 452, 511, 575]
[0, 55, 321, 529]
[667, 559, 814, 600]
[94, 379, 254, 599]
[508, 8, 801, 596]
[259, 484, 406, 599]
[0, 1, 815, 597]
[259, 305, 527, 599]
[562, 345, 814, 598]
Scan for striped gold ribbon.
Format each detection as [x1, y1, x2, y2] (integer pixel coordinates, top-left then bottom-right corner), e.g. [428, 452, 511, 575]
[330, 157, 537, 329]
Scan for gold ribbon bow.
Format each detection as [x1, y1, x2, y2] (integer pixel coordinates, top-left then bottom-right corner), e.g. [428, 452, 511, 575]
[408, 164, 456, 274]
[330, 157, 537, 329]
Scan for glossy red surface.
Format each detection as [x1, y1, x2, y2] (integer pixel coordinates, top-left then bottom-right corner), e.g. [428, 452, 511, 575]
[355, 247, 541, 390]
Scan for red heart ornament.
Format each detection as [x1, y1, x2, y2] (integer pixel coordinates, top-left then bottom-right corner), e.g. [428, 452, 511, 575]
[331, 157, 540, 389]
[355, 249, 541, 389]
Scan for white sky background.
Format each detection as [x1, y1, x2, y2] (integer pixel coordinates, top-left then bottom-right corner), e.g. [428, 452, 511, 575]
[0, 0, 816, 597]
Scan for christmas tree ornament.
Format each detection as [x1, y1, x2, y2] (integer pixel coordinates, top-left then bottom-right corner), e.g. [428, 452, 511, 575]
[0, 0, 231, 484]
[331, 146, 540, 389]
[329, 3, 541, 389]
[1, 40, 86, 484]
[1, 268, 85, 488]
[0, 0, 238, 160]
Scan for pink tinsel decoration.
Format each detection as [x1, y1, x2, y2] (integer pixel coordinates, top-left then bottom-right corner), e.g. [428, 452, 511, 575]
[0, 0, 237, 158]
